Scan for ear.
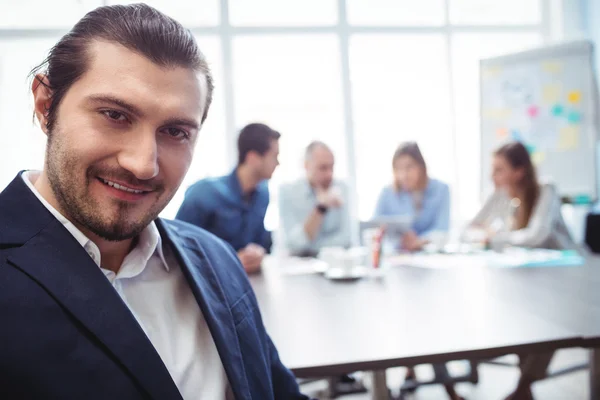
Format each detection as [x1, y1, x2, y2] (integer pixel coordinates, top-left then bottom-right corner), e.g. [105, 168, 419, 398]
[31, 74, 52, 135]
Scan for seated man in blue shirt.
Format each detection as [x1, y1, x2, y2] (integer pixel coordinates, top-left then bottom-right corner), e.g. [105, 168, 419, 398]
[279, 141, 352, 257]
[176, 123, 280, 273]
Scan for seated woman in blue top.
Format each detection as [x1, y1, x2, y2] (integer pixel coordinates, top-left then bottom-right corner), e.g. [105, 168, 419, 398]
[373, 143, 461, 400]
[374, 142, 450, 252]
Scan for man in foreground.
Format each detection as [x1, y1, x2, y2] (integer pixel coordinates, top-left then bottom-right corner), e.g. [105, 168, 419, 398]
[0, 4, 307, 399]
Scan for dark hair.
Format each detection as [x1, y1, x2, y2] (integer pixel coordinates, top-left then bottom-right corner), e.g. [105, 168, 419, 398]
[494, 141, 540, 229]
[30, 3, 214, 132]
[237, 123, 281, 165]
[392, 142, 428, 190]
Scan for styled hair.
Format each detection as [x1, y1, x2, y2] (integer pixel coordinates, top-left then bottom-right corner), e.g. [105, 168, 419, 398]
[237, 123, 281, 165]
[392, 142, 428, 191]
[30, 3, 214, 132]
[495, 141, 540, 229]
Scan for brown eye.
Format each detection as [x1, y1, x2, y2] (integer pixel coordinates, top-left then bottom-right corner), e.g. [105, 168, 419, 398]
[163, 127, 190, 140]
[101, 110, 128, 122]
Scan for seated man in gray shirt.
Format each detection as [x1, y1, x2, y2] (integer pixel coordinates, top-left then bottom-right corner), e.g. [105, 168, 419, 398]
[279, 141, 363, 395]
[279, 141, 352, 256]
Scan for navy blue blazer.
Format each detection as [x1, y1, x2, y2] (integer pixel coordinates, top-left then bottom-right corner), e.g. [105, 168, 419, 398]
[0, 173, 308, 400]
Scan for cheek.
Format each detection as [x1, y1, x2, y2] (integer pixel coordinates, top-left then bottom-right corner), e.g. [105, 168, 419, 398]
[159, 147, 193, 186]
[408, 170, 419, 182]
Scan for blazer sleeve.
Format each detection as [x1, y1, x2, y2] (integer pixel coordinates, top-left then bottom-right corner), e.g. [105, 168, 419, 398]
[266, 334, 312, 400]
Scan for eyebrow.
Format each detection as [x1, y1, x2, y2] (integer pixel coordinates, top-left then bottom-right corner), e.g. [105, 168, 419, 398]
[87, 94, 144, 117]
[162, 117, 200, 131]
[87, 94, 200, 131]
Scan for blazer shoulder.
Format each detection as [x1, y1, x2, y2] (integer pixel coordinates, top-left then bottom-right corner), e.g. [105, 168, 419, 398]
[162, 218, 230, 250]
[160, 218, 251, 290]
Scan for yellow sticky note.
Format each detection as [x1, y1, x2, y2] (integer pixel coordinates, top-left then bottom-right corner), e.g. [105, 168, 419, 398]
[531, 152, 546, 165]
[567, 90, 582, 104]
[483, 108, 511, 120]
[482, 66, 501, 80]
[558, 126, 580, 150]
[542, 61, 562, 74]
[542, 85, 561, 105]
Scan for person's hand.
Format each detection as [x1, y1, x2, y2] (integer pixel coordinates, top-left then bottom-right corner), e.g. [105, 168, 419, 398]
[237, 244, 265, 274]
[316, 187, 343, 209]
[401, 231, 427, 252]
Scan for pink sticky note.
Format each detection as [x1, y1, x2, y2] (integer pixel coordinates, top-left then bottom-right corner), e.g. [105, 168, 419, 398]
[527, 105, 539, 118]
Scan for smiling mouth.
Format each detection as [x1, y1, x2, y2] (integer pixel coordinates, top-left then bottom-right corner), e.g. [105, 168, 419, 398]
[97, 178, 150, 194]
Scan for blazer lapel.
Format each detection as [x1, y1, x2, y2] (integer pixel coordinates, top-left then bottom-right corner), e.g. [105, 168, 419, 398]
[157, 220, 252, 400]
[2, 176, 182, 400]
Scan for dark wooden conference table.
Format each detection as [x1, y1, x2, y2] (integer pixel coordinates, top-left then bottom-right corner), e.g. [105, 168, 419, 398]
[249, 255, 600, 400]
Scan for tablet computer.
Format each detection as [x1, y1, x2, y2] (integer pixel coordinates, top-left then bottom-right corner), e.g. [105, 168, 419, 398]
[361, 215, 413, 236]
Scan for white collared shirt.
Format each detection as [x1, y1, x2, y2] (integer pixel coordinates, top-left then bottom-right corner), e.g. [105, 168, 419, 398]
[22, 171, 230, 400]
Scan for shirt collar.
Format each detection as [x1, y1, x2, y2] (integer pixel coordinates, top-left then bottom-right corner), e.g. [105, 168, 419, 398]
[21, 170, 169, 272]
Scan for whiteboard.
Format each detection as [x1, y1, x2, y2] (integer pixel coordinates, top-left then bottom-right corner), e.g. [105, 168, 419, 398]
[479, 40, 598, 202]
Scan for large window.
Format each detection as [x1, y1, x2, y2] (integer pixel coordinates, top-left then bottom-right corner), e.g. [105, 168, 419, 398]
[350, 34, 453, 220]
[0, 0, 551, 229]
[231, 35, 346, 229]
[0, 38, 56, 189]
[451, 33, 543, 218]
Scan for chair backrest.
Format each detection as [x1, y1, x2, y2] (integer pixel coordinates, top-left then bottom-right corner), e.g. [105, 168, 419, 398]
[584, 213, 600, 253]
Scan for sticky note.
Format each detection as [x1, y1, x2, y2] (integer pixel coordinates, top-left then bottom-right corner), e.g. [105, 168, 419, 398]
[551, 104, 564, 116]
[567, 110, 582, 124]
[527, 105, 539, 118]
[542, 85, 561, 104]
[567, 90, 582, 104]
[558, 126, 579, 150]
[542, 61, 562, 74]
[496, 128, 509, 139]
[482, 66, 502, 80]
[511, 130, 522, 141]
[482, 108, 511, 120]
[531, 152, 546, 165]
[525, 144, 536, 154]
[572, 194, 592, 205]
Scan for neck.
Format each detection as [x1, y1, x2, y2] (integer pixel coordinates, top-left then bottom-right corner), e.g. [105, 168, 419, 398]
[508, 185, 523, 200]
[33, 170, 134, 273]
[236, 164, 261, 194]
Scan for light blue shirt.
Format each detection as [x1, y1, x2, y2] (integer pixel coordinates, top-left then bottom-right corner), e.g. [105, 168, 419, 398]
[373, 178, 450, 238]
[279, 179, 352, 255]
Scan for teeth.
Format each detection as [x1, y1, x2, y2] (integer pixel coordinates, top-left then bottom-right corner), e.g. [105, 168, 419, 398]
[101, 178, 144, 194]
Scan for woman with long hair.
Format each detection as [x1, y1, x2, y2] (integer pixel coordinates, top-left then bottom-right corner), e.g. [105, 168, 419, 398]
[374, 142, 461, 399]
[374, 142, 450, 251]
[467, 142, 577, 400]
[466, 141, 575, 250]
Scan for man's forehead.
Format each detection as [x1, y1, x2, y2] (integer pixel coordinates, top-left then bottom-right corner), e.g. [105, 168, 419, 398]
[77, 40, 208, 118]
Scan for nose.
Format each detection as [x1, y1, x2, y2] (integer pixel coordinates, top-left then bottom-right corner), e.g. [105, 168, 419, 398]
[117, 129, 159, 181]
